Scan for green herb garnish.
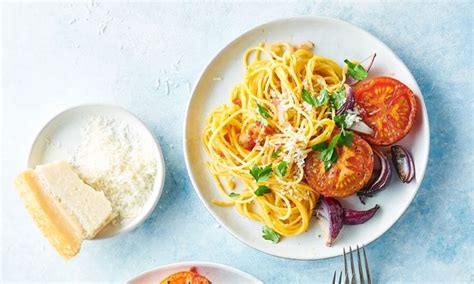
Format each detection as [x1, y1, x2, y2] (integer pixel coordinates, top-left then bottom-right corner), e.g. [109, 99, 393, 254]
[275, 161, 288, 178]
[316, 89, 330, 106]
[257, 103, 270, 119]
[249, 164, 273, 182]
[312, 141, 329, 152]
[271, 150, 282, 158]
[302, 88, 316, 106]
[333, 114, 346, 128]
[254, 185, 271, 196]
[323, 149, 338, 171]
[319, 147, 335, 162]
[302, 88, 329, 107]
[262, 226, 281, 243]
[328, 133, 341, 149]
[315, 128, 354, 171]
[338, 130, 353, 147]
[344, 59, 368, 81]
[228, 192, 240, 197]
[330, 87, 347, 110]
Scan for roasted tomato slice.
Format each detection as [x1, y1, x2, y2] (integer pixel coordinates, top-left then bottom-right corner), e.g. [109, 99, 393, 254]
[160, 271, 211, 284]
[304, 133, 374, 197]
[353, 77, 417, 145]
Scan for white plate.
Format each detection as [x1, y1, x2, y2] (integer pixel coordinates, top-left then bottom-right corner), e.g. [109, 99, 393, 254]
[127, 261, 262, 284]
[184, 16, 430, 260]
[28, 104, 166, 239]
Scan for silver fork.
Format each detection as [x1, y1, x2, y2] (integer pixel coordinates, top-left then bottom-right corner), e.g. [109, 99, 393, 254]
[332, 245, 372, 284]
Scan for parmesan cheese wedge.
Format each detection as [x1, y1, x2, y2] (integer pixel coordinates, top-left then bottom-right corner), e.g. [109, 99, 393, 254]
[14, 161, 114, 260]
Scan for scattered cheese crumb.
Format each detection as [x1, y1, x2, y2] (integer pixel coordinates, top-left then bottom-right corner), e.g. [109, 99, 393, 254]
[68, 18, 78, 25]
[213, 77, 223, 81]
[344, 105, 362, 128]
[164, 80, 170, 95]
[186, 80, 192, 93]
[302, 102, 313, 114]
[98, 18, 113, 35]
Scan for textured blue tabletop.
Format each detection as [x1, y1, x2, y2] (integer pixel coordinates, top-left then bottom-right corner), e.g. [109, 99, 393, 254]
[2, 2, 473, 283]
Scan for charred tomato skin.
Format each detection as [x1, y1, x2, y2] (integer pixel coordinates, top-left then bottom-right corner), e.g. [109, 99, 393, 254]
[353, 76, 417, 146]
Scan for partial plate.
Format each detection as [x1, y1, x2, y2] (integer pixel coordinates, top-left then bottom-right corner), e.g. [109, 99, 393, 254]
[127, 261, 262, 284]
[28, 104, 165, 239]
[184, 16, 430, 259]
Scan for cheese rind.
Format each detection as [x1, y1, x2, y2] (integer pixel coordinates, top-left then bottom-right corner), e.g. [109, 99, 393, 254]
[14, 170, 82, 260]
[14, 161, 115, 260]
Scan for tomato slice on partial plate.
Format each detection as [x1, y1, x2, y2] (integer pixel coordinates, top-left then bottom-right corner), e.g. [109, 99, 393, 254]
[160, 271, 211, 284]
[353, 76, 417, 145]
[304, 133, 374, 198]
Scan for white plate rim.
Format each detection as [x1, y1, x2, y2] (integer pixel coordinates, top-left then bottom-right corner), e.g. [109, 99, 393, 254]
[27, 103, 166, 239]
[183, 15, 430, 260]
[127, 261, 263, 283]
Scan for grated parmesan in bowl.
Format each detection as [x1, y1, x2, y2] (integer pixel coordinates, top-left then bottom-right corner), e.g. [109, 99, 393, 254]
[27, 104, 165, 239]
[71, 115, 158, 228]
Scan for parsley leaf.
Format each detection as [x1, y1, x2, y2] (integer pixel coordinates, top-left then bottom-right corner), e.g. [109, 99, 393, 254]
[271, 150, 282, 158]
[228, 192, 240, 197]
[338, 130, 353, 147]
[302, 88, 316, 106]
[324, 150, 338, 171]
[312, 141, 329, 152]
[302, 88, 329, 107]
[344, 59, 368, 81]
[275, 161, 288, 178]
[319, 147, 333, 161]
[316, 89, 330, 106]
[262, 226, 281, 243]
[257, 103, 270, 119]
[333, 114, 346, 128]
[249, 164, 273, 182]
[254, 185, 271, 196]
[329, 133, 341, 149]
[330, 87, 347, 110]
[318, 130, 353, 171]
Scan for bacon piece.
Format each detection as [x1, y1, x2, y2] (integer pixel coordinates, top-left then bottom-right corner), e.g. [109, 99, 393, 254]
[238, 122, 274, 151]
[232, 97, 242, 106]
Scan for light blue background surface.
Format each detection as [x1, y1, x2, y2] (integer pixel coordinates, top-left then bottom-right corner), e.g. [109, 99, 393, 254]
[2, 1, 473, 283]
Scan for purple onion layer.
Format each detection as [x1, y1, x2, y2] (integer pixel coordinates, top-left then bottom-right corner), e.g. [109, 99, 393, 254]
[391, 145, 415, 183]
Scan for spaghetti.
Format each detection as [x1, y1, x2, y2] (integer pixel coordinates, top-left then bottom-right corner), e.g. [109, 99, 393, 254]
[202, 42, 346, 237]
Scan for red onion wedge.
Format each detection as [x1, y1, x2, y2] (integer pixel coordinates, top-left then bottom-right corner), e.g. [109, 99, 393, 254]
[358, 148, 391, 204]
[391, 145, 415, 183]
[345, 53, 377, 86]
[344, 205, 380, 225]
[315, 197, 380, 246]
[336, 84, 355, 115]
[315, 197, 344, 246]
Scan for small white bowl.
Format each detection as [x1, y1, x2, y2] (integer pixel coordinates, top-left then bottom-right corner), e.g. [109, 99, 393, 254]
[127, 261, 262, 283]
[28, 104, 165, 239]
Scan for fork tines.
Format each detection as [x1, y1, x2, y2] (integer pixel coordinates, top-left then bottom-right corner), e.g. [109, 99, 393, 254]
[332, 245, 371, 284]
